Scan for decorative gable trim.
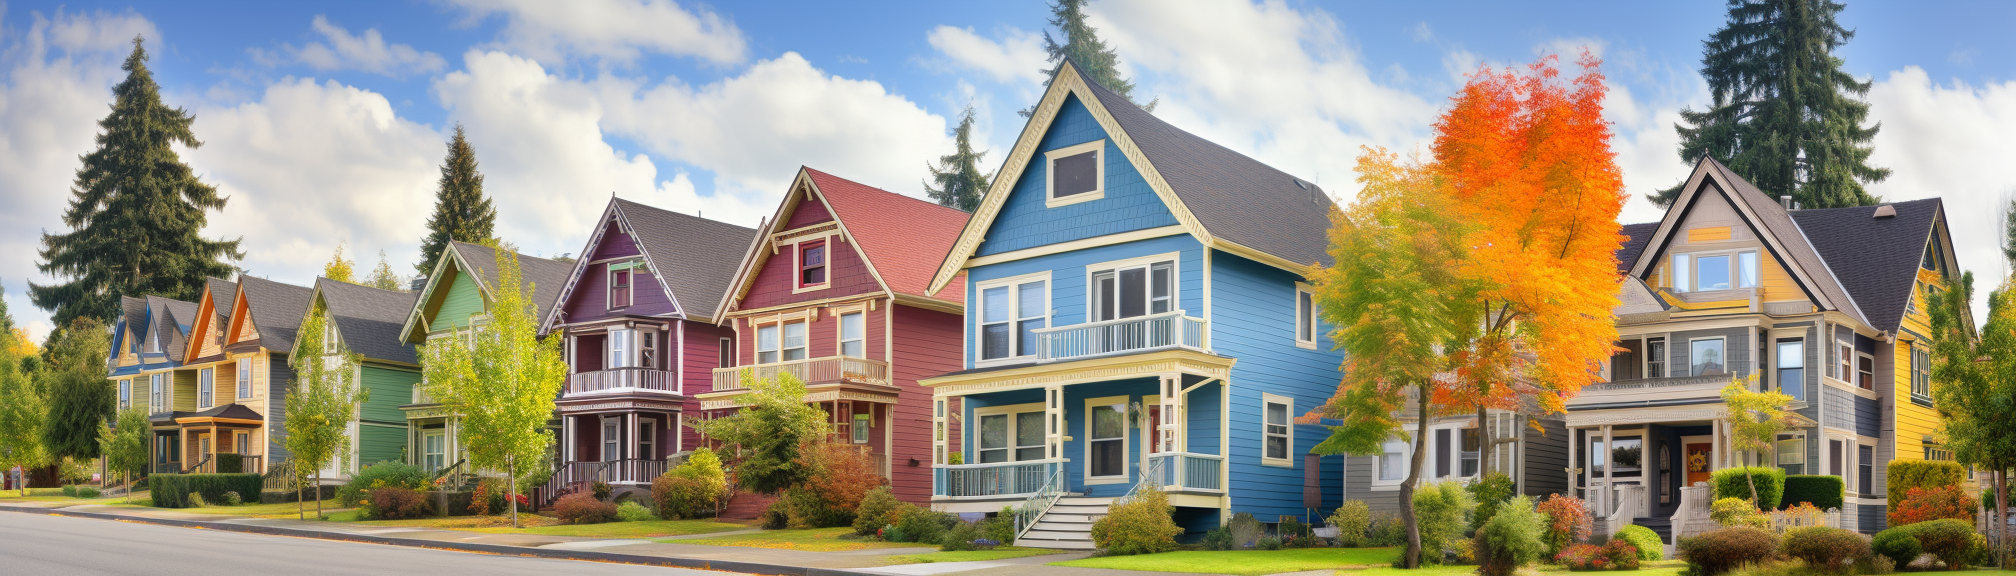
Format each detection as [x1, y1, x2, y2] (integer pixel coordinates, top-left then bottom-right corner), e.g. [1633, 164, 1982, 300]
[541, 200, 687, 335]
[928, 61, 1214, 295]
[714, 168, 893, 318]
[401, 246, 467, 343]
[184, 286, 218, 361]
[224, 288, 257, 346]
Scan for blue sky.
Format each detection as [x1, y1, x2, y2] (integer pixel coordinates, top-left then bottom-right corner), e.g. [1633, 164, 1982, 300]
[2, 0, 2014, 340]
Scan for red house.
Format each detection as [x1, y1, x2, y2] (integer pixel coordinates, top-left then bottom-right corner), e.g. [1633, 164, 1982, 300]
[703, 167, 967, 505]
[539, 198, 757, 499]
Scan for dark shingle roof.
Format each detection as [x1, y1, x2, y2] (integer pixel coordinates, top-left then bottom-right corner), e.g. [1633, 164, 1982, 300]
[613, 199, 758, 320]
[448, 241, 573, 318]
[205, 278, 238, 345]
[1076, 70, 1338, 268]
[119, 296, 148, 353]
[237, 276, 314, 353]
[1701, 158, 1869, 326]
[316, 278, 421, 365]
[146, 295, 199, 363]
[1791, 199, 1943, 333]
[1617, 222, 1660, 273]
[177, 403, 263, 422]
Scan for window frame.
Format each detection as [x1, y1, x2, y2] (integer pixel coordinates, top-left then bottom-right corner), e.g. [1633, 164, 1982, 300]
[1374, 435, 1412, 486]
[795, 239, 830, 291]
[1775, 338, 1805, 402]
[423, 429, 446, 472]
[1085, 253, 1180, 323]
[852, 413, 872, 444]
[1834, 339, 1854, 382]
[601, 416, 621, 462]
[1688, 337, 1728, 377]
[838, 311, 866, 358]
[1083, 395, 1131, 484]
[1856, 351, 1876, 391]
[1262, 393, 1294, 467]
[235, 431, 250, 456]
[1671, 249, 1760, 293]
[1910, 344, 1933, 404]
[607, 262, 635, 310]
[1645, 336, 1668, 378]
[150, 374, 163, 413]
[638, 419, 656, 460]
[608, 328, 633, 369]
[1044, 139, 1106, 208]
[236, 358, 252, 399]
[198, 367, 214, 409]
[119, 379, 131, 411]
[717, 337, 734, 369]
[973, 271, 1051, 367]
[1776, 432, 1807, 474]
[1294, 283, 1318, 349]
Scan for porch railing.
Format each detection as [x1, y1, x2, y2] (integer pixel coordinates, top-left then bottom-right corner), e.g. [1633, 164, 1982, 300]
[710, 356, 891, 392]
[1116, 455, 1169, 506]
[153, 462, 182, 475]
[1147, 452, 1225, 492]
[181, 456, 212, 475]
[934, 459, 1062, 498]
[567, 367, 680, 396]
[1013, 468, 1067, 542]
[262, 460, 296, 493]
[1672, 482, 1718, 540]
[1035, 310, 1207, 363]
[533, 458, 671, 506]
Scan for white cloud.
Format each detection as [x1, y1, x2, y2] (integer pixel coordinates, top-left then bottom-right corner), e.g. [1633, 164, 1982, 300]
[1865, 66, 2016, 312]
[926, 25, 1047, 85]
[448, 0, 746, 67]
[284, 15, 445, 78]
[0, 9, 160, 343]
[1409, 22, 1433, 43]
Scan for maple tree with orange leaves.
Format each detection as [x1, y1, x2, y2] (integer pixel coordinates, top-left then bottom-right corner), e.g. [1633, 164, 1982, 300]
[1309, 51, 1624, 568]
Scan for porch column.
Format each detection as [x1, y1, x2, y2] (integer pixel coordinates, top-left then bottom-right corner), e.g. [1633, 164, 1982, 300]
[1566, 426, 1580, 499]
[1045, 385, 1064, 468]
[563, 415, 574, 465]
[674, 412, 684, 454]
[1160, 373, 1181, 453]
[627, 412, 639, 461]
[1711, 418, 1724, 470]
[932, 396, 948, 465]
[1602, 424, 1614, 514]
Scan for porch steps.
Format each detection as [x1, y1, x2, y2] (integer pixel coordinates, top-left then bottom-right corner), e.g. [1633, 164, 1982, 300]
[1631, 516, 1673, 544]
[720, 491, 780, 521]
[1015, 496, 1113, 550]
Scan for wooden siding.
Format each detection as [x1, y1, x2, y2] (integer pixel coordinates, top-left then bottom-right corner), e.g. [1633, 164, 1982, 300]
[890, 304, 963, 504]
[173, 370, 199, 412]
[974, 94, 1179, 257]
[1212, 251, 1347, 519]
[267, 354, 294, 462]
[1894, 264, 1946, 466]
[739, 233, 882, 311]
[563, 219, 680, 323]
[428, 270, 485, 334]
[734, 300, 889, 366]
[961, 234, 1205, 367]
[359, 423, 406, 468]
[360, 365, 419, 424]
[1643, 188, 1807, 306]
[782, 193, 833, 229]
[679, 319, 733, 451]
[1522, 417, 1569, 498]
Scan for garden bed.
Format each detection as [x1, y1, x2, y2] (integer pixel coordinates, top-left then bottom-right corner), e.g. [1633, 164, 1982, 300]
[1051, 547, 1400, 576]
[664, 527, 930, 552]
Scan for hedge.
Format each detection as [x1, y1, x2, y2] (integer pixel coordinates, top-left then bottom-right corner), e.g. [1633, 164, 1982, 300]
[149, 474, 263, 508]
[1781, 475, 1844, 510]
[1887, 460, 1965, 505]
[1711, 466, 1787, 510]
[214, 453, 244, 474]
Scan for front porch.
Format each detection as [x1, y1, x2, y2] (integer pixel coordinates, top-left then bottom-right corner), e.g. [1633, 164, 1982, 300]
[171, 405, 267, 474]
[1564, 402, 1822, 542]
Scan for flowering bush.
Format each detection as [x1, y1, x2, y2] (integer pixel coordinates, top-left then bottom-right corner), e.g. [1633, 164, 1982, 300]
[1088, 487, 1181, 556]
[554, 492, 618, 524]
[1677, 526, 1779, 576]
[337, 462, 428, 507]
[1781, 526, 1870, 573]
[1889, 485, 1977, 527]
[1537, 494, 1593, 556]
[1600, 539, 1642, 570]
[1555, 540, 1641, 571]
[366, 486, 434, 520]
[1709, 497, 1769, 529]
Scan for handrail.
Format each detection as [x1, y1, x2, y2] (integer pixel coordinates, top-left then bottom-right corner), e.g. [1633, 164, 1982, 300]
[181, 455, 213, 475]
[1012, 467, 1066, 542]
[430, 458, 468, 481]
[1116, 456, 1168, 505]
[933, 458, 1065, 470]
[566, 367, 680, 396]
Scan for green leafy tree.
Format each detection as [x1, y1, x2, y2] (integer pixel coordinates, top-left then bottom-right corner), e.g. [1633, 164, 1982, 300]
[418, 245, 564, 527]
[324, 243, 356, 284]
[416, 125, 496, 274]
[1721, 374, 1795, 503]
[1024, 0, 1152, 116]
[0, 313, 48, 488]
[39, 317, 112, 462]
[1928, 271, 2016, 556]
[285, 301, 365, 519]
[1653, 0, 1888, 209]
[365, 250, 403, 291]
[924, 105, 991, 212]
[688, 372, 828, 495]
[30, 38, 242, 325]
[97, 408, 149, 502]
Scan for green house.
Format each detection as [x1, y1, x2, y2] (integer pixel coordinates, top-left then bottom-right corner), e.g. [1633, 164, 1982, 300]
[300, 278, 423, 478]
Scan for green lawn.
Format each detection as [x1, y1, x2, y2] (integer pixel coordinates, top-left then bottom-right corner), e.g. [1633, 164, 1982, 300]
[665, 527, 927, 552]
[1053, 547, 1400, 575]
[885, 548, 1062, 564]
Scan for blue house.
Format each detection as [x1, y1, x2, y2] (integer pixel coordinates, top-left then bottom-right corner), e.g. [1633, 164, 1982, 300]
[921, 60, 1343, 549]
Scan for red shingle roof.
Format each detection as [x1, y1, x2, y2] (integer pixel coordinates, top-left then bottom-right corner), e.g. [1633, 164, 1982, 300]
[804, 167, 969, 304]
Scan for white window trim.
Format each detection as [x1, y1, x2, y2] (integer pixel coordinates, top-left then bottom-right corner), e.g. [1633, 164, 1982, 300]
[791, 236, 835, 294]
[118, 379, 131, 411]
[1831, 338, 1854, 383]
[1261, 393, 1294, 467]
[1044, 139, 1106, 208]
[1772, 334, 1805, 401]
[423, 429, 446, 470]
[1294, 282, 1318, 350]
[1083, 395, 1131, 485]
[1644, 335, 1669, 379]
[609, 328, 633, 369]
[1372, 434, 1412, 488]
[1671, 249, 1760, 293]
[837, 311, 866, 358]
[236, 358, 252, 400]
[1687, 336, 1728, 377]
[1083, 252, 1182, 320]
[1855, 351, 1877, 391]
[852, 413, 872, 444]
[972, 271, 1052, 368]
[150, 374, 164, 413]
[718, 337, 734, 368]
[1776, 431, 1808, 468]
[601, 416, 621, 461]
[198, 367, 214, 409]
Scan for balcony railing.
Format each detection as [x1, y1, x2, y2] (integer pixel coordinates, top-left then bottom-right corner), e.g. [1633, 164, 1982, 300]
[710, 356, 891, 392]
[567, 367, 680, 396]
[934, 459, 1062, 498]
[1035, 310, 1206, 363]
[1591, 361, 1753, 391]
[1147, 452, 1225, 492]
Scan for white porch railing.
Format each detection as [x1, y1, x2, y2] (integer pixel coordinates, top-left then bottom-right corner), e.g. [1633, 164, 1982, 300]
[934, 459, 1062, 498]
[567, 367, 680, 396]
[710, 356, 890, 392]
[1672, 483, 1718, 540]
[1589, 482, 1647, 538]
[1013, 468, 1067, 541]
[1147, 452, 1225, 492]
[1035, 310, 1207, 362]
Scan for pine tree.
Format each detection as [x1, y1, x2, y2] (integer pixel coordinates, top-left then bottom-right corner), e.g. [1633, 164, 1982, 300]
[416, 125, 496, 274]
[30, 37, 242, 325]
[925, 105, 991, 212]
[366, 250, 403, 291]
[1653, 0, 1888, 209]
[1023, 0, 1153, 117]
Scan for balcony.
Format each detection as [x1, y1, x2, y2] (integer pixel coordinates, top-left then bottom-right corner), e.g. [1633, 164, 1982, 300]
[934, 459, 1062, 499]
[1035, 310, 1206, 363]
[1571, 361, 1752, 407]
[567, 367, 680, 396]
[710, 356, 891, 392]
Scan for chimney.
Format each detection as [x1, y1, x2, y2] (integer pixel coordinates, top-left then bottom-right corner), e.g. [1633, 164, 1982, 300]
[1780, 195, 1792, 210]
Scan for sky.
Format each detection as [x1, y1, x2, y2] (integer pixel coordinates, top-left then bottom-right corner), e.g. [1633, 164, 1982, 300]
[3, 0, 2015, 342]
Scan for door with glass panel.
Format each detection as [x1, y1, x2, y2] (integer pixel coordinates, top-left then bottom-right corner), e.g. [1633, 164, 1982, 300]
[1089, 260, 1174, 353]
[423, 430, 446, 472]
[1088, 404, 1127, 481]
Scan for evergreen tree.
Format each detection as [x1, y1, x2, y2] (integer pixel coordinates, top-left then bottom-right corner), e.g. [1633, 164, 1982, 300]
[38, 317, 113, 462]
[0, 282, 15, 337]
[365, 250, 403, 291]
[416, 125, 496, 274]
[1654, 0, 1888, 209]
[1022, 0, 1153, 117]
[30, 37, 242, 325]
[924, 105, 992, 212]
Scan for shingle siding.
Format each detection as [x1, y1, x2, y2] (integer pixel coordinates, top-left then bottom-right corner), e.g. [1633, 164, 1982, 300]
[975, 94, 1178, 257]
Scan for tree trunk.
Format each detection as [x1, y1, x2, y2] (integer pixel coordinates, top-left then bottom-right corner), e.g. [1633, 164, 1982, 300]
[1744, 451, 1759, 505]
[508, 455, 519, 528]
[1477, 405, 1493, 478]
[315, 470, 324, 520]
[1400, 383, 1434, 569]
[1997, 468, 2009, 567]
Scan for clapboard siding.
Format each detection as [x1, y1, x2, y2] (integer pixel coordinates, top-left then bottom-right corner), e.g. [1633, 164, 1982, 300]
[1523, 417, 1570, 497]
[740, 234, 882, 311]
[267, 354, 295, 462]
[566, 220, 679, 323]
[1212, 251, 1345, 520]
[427, 272, 485, 334]
[679, 320, 730, 450]
[1855, 396, 1880, 438]
[359, 423, 405, 467]
[974, 94, 1178, 257]
[962, 234, 1204, 366]
[890, 304, 964, 504]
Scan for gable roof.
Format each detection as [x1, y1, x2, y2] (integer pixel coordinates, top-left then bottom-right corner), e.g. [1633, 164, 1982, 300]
[931, 60, 1337, 293]
[449, 241, 573, 316]
[145, 295, 199, 363]
[119, 296, 148, 354]
[1616, 222, 1660, 273]
[805, 168, 968, 303]
[1791, 198, 1946, 333]
[235, 276, 314, 353]
[186, 278, 239, 358]
[314, 278, 421, 365]
[603, 198, 756, 321]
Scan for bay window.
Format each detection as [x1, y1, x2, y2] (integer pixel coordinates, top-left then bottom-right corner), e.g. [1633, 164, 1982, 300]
[609, 329, 632, 368]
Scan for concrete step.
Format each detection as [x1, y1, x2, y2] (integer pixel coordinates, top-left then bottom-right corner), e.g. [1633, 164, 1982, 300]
[1017, 538, 1097, 550]
[1037, 514, 1103, 524]
[1055, 497, 1114, 506]
[1019, 529, 1092, 541]
[1048, 504, 1110, 515]
[1031, 520, 1094, 532]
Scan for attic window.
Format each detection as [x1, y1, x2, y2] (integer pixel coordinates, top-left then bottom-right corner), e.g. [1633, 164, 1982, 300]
[608, 261, 635, 309]
[798, 240, 829, 289]
[1045, 140, 1105, 207]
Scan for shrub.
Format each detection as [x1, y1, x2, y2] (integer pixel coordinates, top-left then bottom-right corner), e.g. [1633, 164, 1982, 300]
[798, 443, 884, 521]
[1781, 475, 1844, 510]
[188, 492, 207, 507]
[851, 487, 907, 537]
[1537, 494, 1594, 556]
[1677, 526, 1779, 576]
[980, 509, 1015, 544]
[1886, 460, 1966, 505]
[147, 474, 263, 508]
[759, 500, 789, 530]
[1557, 542, 1640, 571]
[1477, 496, 1547, 576]
[367, 487, 434, 520]
[1781, 526, 1870, 573]
[554, 492, 619, 524]
[1414, 480, 1476, 564]
[214, 453, 244, 474]
[1709, 497, 1769, 529]
[470, 478, 507, 516]
[940, 521, 988, 551]
[1601, 539, 1643, 570]
[591, 481, 612, 501]
[1330, 500, 1372, 547]
[1469, 472, 1517, 532]
[612, 500, 651, 522]
[77, 485, 100, 499]
[1201, 527, 1235, 551]
[1900, 519, 1977, 569]
[651, 475, 709, 520]
[892, 506, 957, 544]
[1279, 515, 1317, 548]
[1089, 487, 1181, 556]
[61, 485, 75, 497]
[1256, 536, 1283, 550]
[221, 490, 239, 505]
[1889, 485, 1976, 527]
[1368, 511, 1407, 547]
[1229, 512, 1262, 549]
[1872, 525, 1924, 567]
[337, 462, 428, 507]
[783, 487, 854, 528]
[1711, 466, 1788, 510]
[1614, 524, 1663, 561]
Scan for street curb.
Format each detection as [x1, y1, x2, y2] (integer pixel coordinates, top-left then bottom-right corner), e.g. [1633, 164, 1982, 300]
[0, 505, 873, 576]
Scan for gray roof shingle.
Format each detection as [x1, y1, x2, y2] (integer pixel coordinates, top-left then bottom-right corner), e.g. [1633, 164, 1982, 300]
[237, 276, 314, 353]
[448, 241, 573, 318]
[146, 295, 199, 363]
[1702, 158, 1871, 327]
[1617, 222, 1660, 273]
[119, 296, 148, 353]
[316, 278, 421, 365]
[612, 198, 758, 320]
[1791, 198, 1943, 333]
[205, 278, 238, 347]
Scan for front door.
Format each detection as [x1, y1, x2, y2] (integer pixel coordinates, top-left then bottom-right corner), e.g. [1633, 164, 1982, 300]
[1685, 443, 1714, 485]
[423, 431, 446, 472]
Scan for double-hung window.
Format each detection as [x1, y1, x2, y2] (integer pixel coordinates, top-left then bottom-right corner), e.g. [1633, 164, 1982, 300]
[1377, 437, 1409, 482]
[1086, 398, 1128, 482]
[717, 337, 734, 368]
[423, 431, 446, 472]
[977, 274, 1048, 362]
[1910, 345, 1932, 403]
[118, 379, 131, 411]
[638, 420, 656, 460]
[1262, 394, 1292, 466]
[1090, 258, 1175, 321]
[839, 312, 865, 358]
[639, 331, 658, 369]
[1835, 340, 1853, 381]
[976, 409, 1046, 463]
[1690, 338, 1726, 376]
[1776, 434, 1805, 474]
[601, 418, 620, 462]
[608, 329, 632, 368]
[1646, 337, 1667, 378]
[798, 241, 828, 288]
[852, 413, 872, 444]
[198, 368, 214, 408]
[1295, 284, 1318, 348]
[1776, 339, 1805, 401]
[150, 374, 163, 413]
[236, 358, 252, 399]
[756, 322, 807, 364]
[608, 263, 634, 309]
[1857, 353, 1876, 391]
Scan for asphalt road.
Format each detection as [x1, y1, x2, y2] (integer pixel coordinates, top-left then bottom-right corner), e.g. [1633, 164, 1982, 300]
[0, 511, 737, 575]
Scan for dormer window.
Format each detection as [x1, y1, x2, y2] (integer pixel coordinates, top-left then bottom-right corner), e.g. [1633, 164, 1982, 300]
[608, 263, 635, 309]
[1045, 140, 1105, 207]
[798, 241, 828, 289]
